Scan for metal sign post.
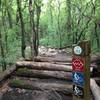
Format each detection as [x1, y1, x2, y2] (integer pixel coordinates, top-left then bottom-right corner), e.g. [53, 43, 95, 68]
[72, 40, 91, 100]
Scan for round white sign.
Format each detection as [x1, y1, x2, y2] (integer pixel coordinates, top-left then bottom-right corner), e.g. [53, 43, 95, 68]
[74, 46, 82, 55]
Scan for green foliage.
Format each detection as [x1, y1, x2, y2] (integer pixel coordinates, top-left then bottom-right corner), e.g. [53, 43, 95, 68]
[5, 28, 21, 64]
[0, 0, 100, 70]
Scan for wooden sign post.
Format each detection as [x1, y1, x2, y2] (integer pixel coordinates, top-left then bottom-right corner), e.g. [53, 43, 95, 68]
[72, 40, 91, 100]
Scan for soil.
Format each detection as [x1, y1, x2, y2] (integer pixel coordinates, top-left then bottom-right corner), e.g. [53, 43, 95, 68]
[1, 88, 72, 100]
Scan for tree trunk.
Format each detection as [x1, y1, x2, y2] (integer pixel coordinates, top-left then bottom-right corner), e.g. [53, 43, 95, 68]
[94, 22, 100, 48]
[7, 9, 13, 28]
[29, 0, 36, 59]
[34, 1, 41, 56]
[0, 30, 6, 71]
[17, 0, 26, 58]
[66, 0, 72, 43]
[57, 0, 62, 48]
[29, 0, 41, 59]
[66, 0, 71, 32]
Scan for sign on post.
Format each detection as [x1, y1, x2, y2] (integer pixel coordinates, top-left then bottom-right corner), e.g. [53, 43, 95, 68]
[73, 72, 85, 86]
[72, 58, 84, 72]
[72, 40, 91, 100]
[73, 85, 84, 98]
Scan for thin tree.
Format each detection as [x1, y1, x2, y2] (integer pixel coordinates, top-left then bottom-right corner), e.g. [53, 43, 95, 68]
[0, 29, 6, 71]
[57, 0, 62, 48]
[17, 0, 26, 58]
[66, 0, 71, 32]
[29, 0, 41, 60]
[66, 0, 72, 43]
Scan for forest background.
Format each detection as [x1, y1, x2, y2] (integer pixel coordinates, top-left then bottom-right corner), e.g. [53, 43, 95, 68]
[0, 0, 100, 71]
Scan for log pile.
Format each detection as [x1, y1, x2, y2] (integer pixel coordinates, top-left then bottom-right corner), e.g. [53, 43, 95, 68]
[11, 60, 73, 96]
[0, 47, 100, 100]
[13, 53, 100, 100]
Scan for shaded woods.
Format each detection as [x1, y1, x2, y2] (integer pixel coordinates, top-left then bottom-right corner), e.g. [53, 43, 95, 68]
[0, 0, 100, 71]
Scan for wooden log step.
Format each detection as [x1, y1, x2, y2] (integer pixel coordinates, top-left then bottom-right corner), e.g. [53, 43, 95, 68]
[9, 77, 73, 94]
[0, 65, 16, 85]
[46, 62, 72, 66]
[14, 68, 72, 80]
[34, 55, 100, 64]
[16, 61, 72, 72]
[14, 68, 100, 81]
[93, 78, 100, 86]
[16, 61, 94, 73]
[34, 56, 72, 63]
[90, 79, 100, 100]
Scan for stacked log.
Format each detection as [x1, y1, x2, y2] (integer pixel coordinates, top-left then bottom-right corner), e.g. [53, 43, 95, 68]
[14, 54, 100, 100]
[34, 56, 72, 63]
[9, 77, 73, 94]
[0, 65, 16, 85]
[90, 79, 100, 100]
[14, 69, 72, 80]
[16, 61, 72, 72]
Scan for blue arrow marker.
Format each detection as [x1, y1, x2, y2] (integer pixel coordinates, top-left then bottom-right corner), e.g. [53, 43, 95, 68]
[73, 72, 85, 86]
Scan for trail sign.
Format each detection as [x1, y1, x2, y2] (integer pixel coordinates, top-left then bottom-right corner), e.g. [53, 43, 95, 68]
[72, 40, 91, 100]
[74, 46, 82, 55]
[73, 85, 84, 98]
[72, 58, 84, 72]
[73, 72, 85, 86]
